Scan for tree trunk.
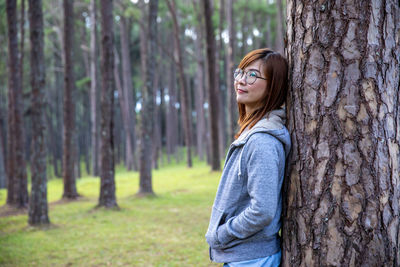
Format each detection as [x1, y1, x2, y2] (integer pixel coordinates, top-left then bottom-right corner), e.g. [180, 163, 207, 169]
[240, 5, 248, 56]
[6, 0, 29, 208]
[225, 0, 236, 145]
[193, 0, 206, 161]
[138, 0, 158, 195]
[28, 0, 50, 225]
[53, 37, 63, 178]
[282, 1, 400, 266]
[89, 0, 100, 176]
[166, 0, 193, 168]
[215, 0, 226, 156]
[155, 48, 164, 169]
[113, 46, 128, 166]
[275, 0, 284, 54]
[120, 16, 137, 171]
[0, 124, 7, 189]
[265, 5, 272, 49]
[152, 60, 161, 169]
[45, 107, 61, 178]
[62, 0, 78, 199]
[202, 0, 220, 171]
[166, 46, 178, 162]
[20, 0, 25, 86]
[98, 0, 117, 208]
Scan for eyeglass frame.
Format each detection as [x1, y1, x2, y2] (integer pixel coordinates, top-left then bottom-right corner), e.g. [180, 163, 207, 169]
[233, 68, 267, 85]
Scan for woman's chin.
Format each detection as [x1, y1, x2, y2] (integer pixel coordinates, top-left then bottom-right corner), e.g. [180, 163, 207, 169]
[236, 97, 247, 105]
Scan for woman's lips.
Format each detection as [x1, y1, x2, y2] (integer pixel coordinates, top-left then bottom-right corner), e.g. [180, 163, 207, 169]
[237, 88, 247, 94]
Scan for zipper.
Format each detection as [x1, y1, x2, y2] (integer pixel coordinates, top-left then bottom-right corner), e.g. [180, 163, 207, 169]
[238, 147, 245, 180]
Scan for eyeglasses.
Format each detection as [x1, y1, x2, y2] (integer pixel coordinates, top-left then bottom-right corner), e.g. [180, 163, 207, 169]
[233, 68, 267, 85]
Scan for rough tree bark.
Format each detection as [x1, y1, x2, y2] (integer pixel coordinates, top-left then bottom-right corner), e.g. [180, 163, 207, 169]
[6, 0, 28, 208]
[28, 0, 49, 225]
[62, 0, 78, 199]
[202, 0, 220, 171]
[138, 0, 158, 195]
[283, 1, 400, 266]
[89, 0, 100, 176]
[166, 0, 193, 168]
[98, 0, 117, 208]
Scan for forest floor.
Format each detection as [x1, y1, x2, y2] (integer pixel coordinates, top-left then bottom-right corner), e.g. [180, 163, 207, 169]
[0, 159, 221, 267]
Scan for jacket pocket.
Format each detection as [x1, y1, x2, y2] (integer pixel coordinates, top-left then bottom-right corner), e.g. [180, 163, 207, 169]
[222, 228, 277, 250]
[205, 207, 226, 248]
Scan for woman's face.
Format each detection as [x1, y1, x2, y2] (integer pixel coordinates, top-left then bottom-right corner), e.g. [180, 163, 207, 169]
[235, 60, 267, 113]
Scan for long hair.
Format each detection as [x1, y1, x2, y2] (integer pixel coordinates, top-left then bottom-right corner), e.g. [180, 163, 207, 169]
[235, 48, 288, 139]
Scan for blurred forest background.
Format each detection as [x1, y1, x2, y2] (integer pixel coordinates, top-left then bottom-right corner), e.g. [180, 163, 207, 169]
[0, 1, 287, 265]
[1, 0, 286, 219]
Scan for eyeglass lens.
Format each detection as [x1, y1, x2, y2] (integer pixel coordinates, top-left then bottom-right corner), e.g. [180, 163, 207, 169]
[234, 69, 257, 84]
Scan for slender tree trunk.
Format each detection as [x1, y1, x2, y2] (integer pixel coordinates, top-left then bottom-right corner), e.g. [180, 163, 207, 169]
[202, 0, 220, 171]
[113, 46, 127, 164]
[193, 0, 206, 161]
[28, 0, 49, 225]
[158, 77, 165, 167]
[166, 0, 192, 168]
[6, 0, 17, 206]
[20, 0, 25, 84]
[0, 126, 6, 189]
[89, 0, 99, 176]
[138, 0, 148, 166]
[166, 50, 178, 162]
[138, 0, 158, 195]
[98, 0, 117, 208]
[6, 0, 28, 208]
[225, 0, 236, 144]
[45, 108, 60, 178]
[275, 0, 284, 54]
[201, 12, 212, 166]
[240, 5, 248, 56]
[152, 62, 160, 169]
[283, 1, 400, 266]
[214, 0, 225, 156]
[265, 6, 272, 49]
[6, 64, 15, 204]
[54, 40, 63, 178]
[77, 13, 91, 178]
[62, 0, 78, 199]
[0, 113, 7, 190]
[119, 16, 137, 171]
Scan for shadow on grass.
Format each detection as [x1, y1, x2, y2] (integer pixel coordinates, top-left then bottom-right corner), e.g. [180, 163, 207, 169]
[0, 195, 90, 218]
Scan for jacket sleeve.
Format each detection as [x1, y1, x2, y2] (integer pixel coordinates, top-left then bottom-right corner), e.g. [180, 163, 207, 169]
[215, 134, 285, 247]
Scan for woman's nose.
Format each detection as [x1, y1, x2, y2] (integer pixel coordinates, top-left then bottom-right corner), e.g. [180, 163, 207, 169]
[237, 74, 246, 84]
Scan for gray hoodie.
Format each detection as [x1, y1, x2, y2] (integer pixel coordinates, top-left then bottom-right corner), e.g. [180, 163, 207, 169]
[205, 107, 291, 263]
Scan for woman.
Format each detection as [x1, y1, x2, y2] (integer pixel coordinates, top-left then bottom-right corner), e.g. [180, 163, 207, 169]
[205, 48, 291, 267]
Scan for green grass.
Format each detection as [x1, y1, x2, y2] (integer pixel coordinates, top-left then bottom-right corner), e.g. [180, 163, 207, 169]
[0, 160, 222, 267]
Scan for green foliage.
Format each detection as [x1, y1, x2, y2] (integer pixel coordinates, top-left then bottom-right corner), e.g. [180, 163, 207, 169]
[0, 161, 221, 266]
[75, 76, 91, 91]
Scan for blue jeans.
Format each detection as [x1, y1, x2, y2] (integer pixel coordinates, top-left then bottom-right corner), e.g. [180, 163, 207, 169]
[223, 250, 281, 267]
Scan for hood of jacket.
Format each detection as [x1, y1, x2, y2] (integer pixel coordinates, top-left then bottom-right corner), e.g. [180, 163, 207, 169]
[232, 106, 291, 158]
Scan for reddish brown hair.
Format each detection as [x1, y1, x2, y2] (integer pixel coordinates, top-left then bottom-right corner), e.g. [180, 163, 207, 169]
[235, 48, 288, 139]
